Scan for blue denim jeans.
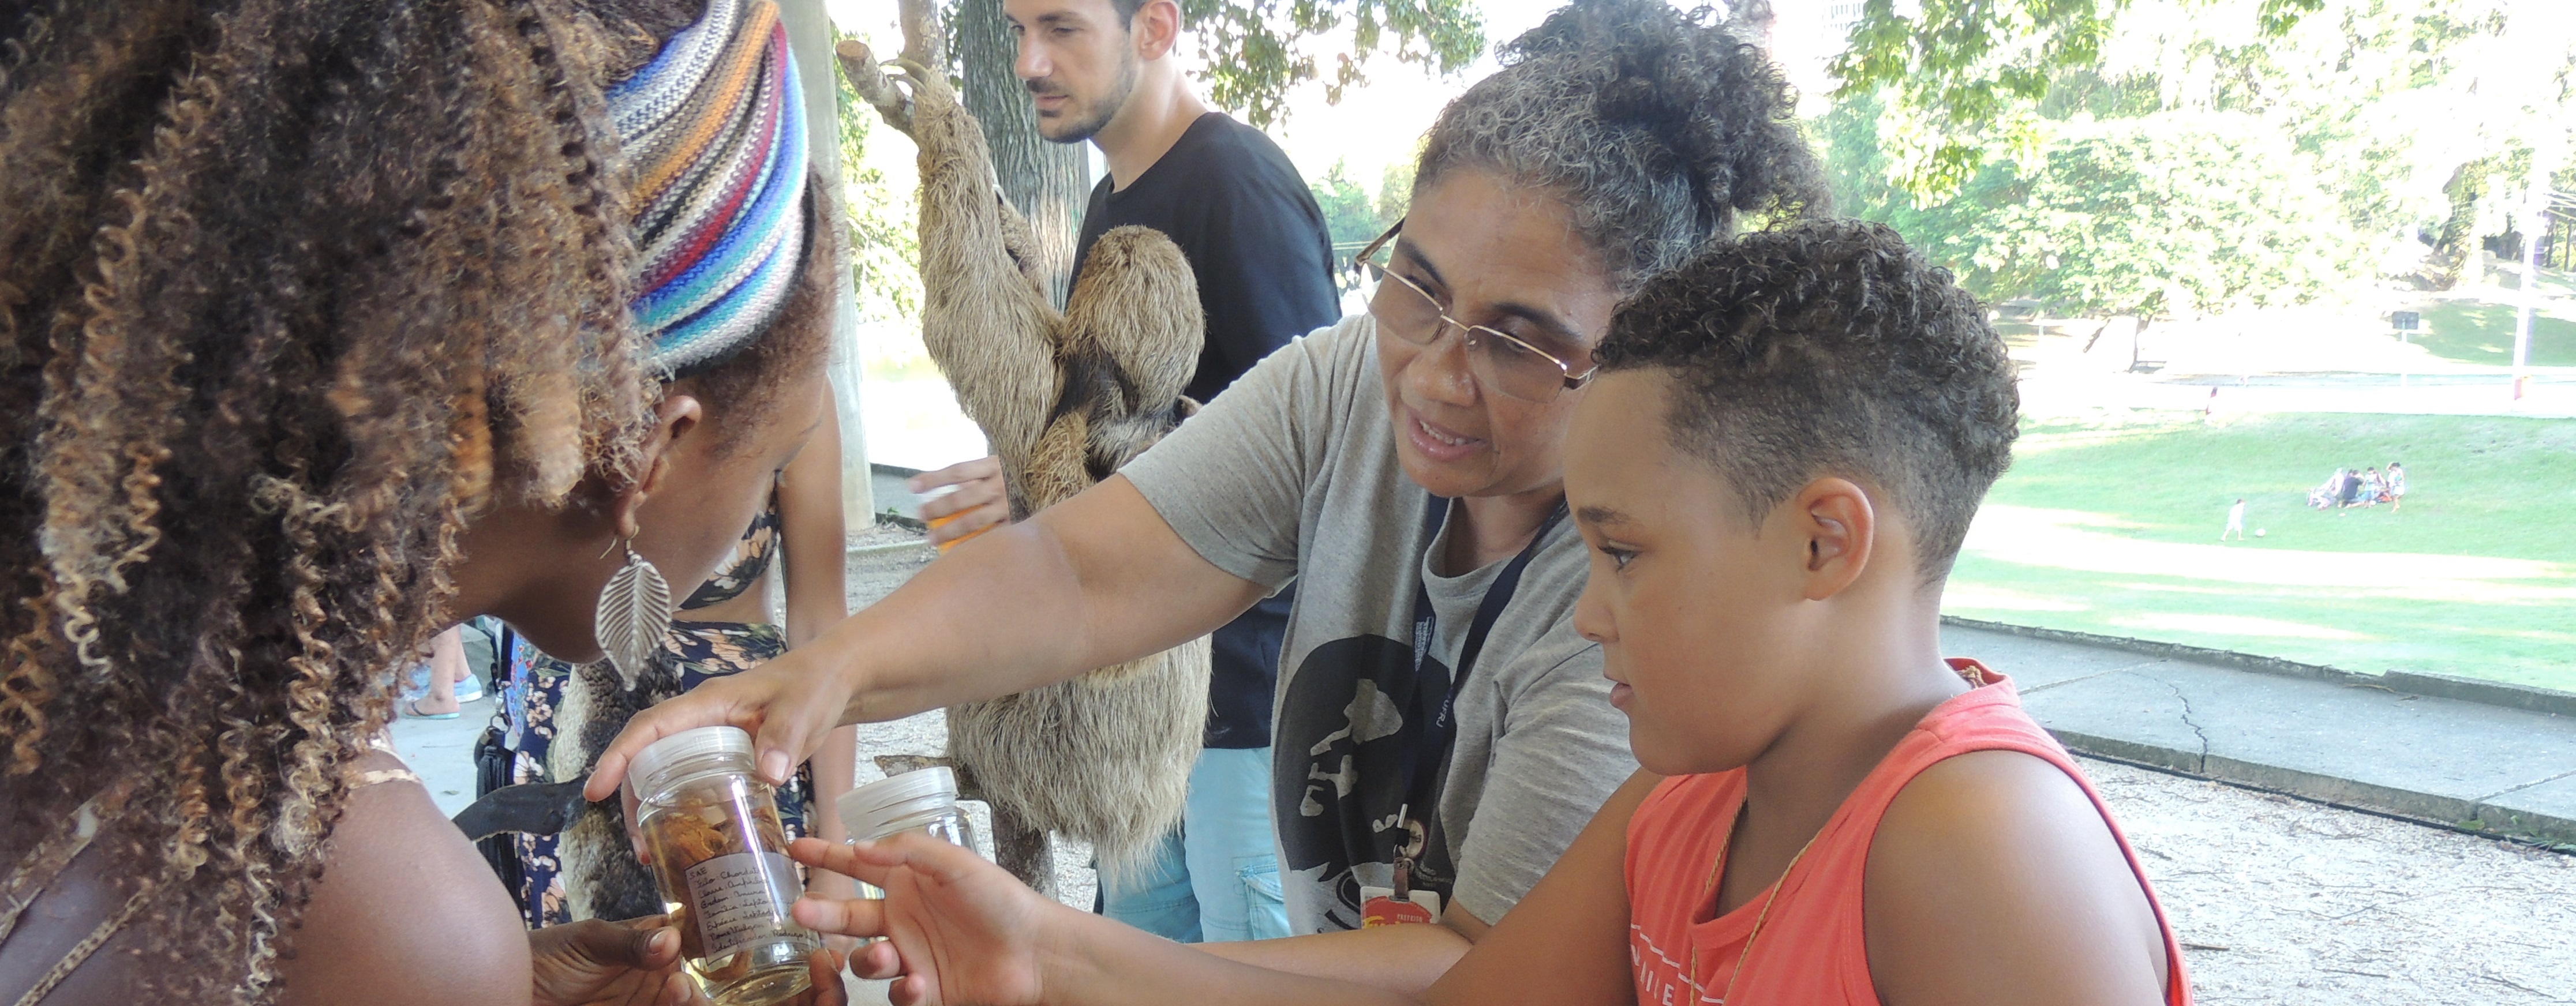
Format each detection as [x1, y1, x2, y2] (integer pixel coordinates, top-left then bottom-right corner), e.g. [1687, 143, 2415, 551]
[1099, 746, 1290, 943]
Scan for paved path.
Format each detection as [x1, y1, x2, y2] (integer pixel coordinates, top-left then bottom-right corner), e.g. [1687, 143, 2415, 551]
[394, 695, 488, 819]
[1948, 622, 2576, 843]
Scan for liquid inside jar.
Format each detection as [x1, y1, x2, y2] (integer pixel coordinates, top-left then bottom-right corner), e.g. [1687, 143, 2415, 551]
[640, 772, 821, 1006]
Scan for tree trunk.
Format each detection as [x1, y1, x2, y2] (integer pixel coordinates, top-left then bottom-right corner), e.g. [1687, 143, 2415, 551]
[952, 0, 1092, 307]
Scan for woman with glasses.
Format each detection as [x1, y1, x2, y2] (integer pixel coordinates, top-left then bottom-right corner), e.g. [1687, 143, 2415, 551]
[593, 0, 1824, 990]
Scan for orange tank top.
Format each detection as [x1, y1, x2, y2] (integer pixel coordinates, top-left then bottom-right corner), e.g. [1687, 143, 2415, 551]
[1623, 663, 2190, 1006]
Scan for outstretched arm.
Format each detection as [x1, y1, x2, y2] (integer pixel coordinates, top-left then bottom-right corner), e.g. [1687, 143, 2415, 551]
[798, 834, 1408, 1006]
[1195, 909, 1481, 995]
[586, 474, 1267, 797]
[785, 771, 1661, 1006]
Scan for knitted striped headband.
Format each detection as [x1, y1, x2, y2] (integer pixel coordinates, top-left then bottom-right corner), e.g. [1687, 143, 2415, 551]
[610, 0, 811, 379]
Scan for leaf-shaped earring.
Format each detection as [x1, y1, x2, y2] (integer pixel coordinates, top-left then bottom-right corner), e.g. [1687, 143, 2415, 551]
[594, 538, 672, 690]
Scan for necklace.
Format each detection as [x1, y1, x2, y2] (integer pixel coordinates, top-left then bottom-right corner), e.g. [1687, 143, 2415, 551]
[1686, 809, 1820, 1006]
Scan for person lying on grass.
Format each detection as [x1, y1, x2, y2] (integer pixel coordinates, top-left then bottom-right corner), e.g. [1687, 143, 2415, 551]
[782, 220, 2193, 1006]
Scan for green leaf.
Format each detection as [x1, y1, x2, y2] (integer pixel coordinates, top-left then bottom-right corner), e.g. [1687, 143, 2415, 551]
[1181, 0, 1484, 127]
[1828, 0, 2322, 201]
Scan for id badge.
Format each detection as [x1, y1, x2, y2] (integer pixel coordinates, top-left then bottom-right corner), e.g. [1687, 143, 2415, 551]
[1361, 886, 1443, 927]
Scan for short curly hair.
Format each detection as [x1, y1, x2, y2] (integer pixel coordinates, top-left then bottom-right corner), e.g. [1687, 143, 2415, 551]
[1593, 221, 2020, 580]
[1416, 0, 1828, 291]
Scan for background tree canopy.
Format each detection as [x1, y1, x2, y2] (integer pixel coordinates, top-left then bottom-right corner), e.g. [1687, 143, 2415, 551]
[837, 72, 924, 323]
[1822, 0, 2576, 317]
[1309, 159, 1411, 250]
[1829, 0, 2326, 199]
[1825, 100, 2365, 318]
[1180, 0, 1482, 126]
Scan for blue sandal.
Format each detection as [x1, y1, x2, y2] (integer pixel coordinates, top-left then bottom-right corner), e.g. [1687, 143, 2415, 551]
[402, 662, 484, 705]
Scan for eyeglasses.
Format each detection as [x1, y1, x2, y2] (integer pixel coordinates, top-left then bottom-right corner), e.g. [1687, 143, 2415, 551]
[1357, 219, 1598, 404]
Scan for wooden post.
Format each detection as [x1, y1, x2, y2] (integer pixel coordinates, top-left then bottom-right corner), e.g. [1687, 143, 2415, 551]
[777, 0, 877, 521]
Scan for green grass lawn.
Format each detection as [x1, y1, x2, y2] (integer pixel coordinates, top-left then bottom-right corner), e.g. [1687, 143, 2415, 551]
[2414, 301, 2576, 367]
[1947, 412, 2576, 692]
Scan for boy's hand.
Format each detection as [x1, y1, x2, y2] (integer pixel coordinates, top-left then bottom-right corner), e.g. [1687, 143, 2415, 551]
[788, 835, 1055, 1006]
[909, 457, 1008, 548]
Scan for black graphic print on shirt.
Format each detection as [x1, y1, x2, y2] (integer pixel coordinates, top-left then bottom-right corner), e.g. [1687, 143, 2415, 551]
[1272, 633, 1457, 932]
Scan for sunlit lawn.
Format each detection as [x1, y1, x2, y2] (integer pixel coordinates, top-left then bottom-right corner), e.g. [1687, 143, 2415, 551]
[2414, 300, 2576, 367]
[1948, 412, 2576, 692]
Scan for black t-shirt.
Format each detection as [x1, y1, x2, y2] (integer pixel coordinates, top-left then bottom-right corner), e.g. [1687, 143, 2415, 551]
[1073, 111, 1339, 749]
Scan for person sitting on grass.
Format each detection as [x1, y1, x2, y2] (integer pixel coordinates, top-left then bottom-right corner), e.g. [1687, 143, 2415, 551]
[783, 221, 2192, 1006]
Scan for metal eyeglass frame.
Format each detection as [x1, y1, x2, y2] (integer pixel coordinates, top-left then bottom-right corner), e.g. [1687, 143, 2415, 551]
[1357, 218, 1599, 402]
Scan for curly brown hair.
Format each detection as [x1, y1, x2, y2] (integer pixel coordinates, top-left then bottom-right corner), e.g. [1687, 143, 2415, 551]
[1593, 220, 2020, 580]
[1415, 0, 1829, 292]
[0, 0, 828, 1000]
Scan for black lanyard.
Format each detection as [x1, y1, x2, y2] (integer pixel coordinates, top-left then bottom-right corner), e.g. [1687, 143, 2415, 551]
[1399, 491, 1568, 843]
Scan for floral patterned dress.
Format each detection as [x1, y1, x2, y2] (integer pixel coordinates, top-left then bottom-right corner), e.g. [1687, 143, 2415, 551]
[494, 496, 806, 929]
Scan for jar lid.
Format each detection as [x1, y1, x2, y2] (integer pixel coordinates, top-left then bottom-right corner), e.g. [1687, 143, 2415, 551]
[836, 766, 960, 842]
[626, 725, 755, 799]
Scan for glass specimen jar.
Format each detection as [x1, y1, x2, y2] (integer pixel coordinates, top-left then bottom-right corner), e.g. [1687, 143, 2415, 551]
[628, 725, 821, 1006]
[835, 765, 982, 900]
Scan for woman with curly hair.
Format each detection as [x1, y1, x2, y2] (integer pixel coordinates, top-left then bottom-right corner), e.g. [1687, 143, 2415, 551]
[597, 0, 1826, 990]
[0, 0, 849, 1002]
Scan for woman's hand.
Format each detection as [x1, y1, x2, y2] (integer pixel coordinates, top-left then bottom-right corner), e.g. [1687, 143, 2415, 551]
[586, 649, 853, 800]
[528, 916, 852, 1006]
[909, 457, 1009, 548]
[788, 835, 1058, 1006]
[526, 917, 700, 1006]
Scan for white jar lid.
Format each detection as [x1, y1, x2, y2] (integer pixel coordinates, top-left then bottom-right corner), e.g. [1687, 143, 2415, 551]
[627, 725, 755, 799]
[836, 766, 960, 842]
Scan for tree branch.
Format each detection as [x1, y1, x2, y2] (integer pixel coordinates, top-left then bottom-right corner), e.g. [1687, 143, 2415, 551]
[898, 0, 945, 69]
[834, 39, 913, 136]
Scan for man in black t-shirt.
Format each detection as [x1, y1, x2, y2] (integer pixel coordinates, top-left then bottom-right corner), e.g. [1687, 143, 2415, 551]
[1002, 0, 1339, 943]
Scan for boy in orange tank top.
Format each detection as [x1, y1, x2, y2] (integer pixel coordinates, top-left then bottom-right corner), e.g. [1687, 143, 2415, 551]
[782, 221, 2191, 1006]
[1572, 223, 2189, 1006]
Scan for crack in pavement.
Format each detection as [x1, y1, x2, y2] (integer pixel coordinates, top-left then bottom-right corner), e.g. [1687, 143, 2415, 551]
[2015, 658, 2167, 695]
[2133, 669, 2212, 771]
[2474, 763, 2576, 803]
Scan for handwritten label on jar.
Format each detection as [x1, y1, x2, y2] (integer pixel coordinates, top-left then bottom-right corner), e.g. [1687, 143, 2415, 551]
[682, 850, 803, 961]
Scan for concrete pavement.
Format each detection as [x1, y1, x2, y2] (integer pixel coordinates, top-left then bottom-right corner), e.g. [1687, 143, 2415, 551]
[1948, 619, 2576, 844]
[392, 693, 489, 819]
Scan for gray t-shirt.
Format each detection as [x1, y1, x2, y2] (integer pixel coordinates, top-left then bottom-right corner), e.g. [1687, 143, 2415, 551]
[1122, 313, 1636, 934]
